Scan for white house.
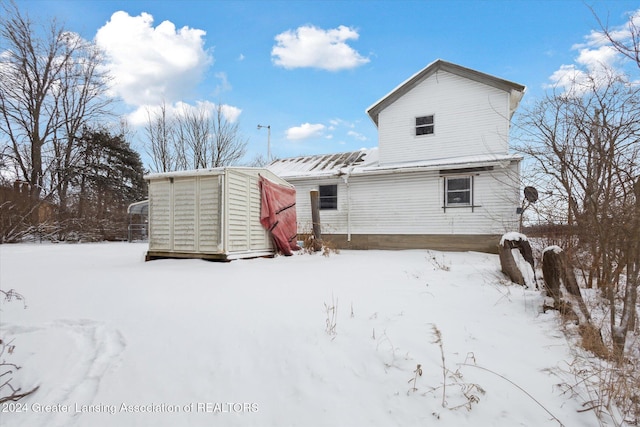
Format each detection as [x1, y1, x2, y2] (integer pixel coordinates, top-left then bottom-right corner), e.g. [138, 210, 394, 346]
[268, 59, 526, 253]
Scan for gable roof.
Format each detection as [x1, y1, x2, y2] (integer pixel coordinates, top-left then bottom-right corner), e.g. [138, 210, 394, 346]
[366, 59, 526, 127]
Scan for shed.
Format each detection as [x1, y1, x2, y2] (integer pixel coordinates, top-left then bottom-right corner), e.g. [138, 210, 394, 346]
[145, 167, 293, 261]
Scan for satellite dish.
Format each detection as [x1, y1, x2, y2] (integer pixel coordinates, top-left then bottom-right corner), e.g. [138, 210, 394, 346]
[524, 186, 539, 203]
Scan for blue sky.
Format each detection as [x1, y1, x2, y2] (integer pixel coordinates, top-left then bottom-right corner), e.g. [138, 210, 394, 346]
[13, 0, 640, 165]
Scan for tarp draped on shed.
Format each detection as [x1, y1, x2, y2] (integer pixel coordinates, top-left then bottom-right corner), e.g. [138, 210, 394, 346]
[259, 175, 300, 256]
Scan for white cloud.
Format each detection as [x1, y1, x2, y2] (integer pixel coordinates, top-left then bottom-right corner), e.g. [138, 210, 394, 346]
[347, 130, 367, 141]
[547, 9, 638, 92]
[286, 123, 326, 140]
[580, 9, 640, 48]
[127, 100, 241, 127]
[271, 25, 369, 71]
[95, 11, 212, 106]
[219, 104, 242, 123]
[213, 72, 232, 96]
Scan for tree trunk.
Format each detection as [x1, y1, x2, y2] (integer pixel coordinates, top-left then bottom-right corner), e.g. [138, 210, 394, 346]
[542, 246, 608, 358]
[498, 235, 535, 288]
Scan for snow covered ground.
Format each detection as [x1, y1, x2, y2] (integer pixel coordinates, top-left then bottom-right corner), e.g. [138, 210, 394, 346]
[0, 243, 601, 427]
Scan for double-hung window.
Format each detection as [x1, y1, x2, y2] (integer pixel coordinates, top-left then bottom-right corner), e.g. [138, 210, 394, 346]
[319, 185, 338, 210]
[445, 176, 472, 207]
[415, 115, 434, 136]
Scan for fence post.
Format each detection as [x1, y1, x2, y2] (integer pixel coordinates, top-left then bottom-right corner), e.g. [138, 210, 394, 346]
[310, 190, 322, 252]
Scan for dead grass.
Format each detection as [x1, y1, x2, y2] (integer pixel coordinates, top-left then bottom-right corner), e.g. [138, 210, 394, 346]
[300, 233, 340, 257]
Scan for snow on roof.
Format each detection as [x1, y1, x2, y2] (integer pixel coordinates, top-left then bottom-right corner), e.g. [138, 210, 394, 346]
[268, 148, 378, 178]
[269, 150, 521, 180]
[144, 166, 273, 181]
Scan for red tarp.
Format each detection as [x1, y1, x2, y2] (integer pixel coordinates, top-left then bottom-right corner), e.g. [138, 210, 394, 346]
[259, 176, 301, 256]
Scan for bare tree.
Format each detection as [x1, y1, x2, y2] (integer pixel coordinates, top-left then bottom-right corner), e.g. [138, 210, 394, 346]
[144, 102, 175, 173]
[594, 7, 640, 71]
[145, 102, 247, 172]
[175, 103, 212, 169]
[208, 103, 247, 168]
[52, 33, 112, 217]
[0, 1, 111, 215]
[516, 69, 640, 360]
[595, 13, 640, 328]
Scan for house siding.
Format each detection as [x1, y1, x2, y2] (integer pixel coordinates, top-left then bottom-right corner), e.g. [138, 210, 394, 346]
[287, 162, 519, 244]
[378, 71, 511, 165]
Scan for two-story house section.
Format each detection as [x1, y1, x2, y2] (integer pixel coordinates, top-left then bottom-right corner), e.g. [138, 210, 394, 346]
[268, 59, 526, 253]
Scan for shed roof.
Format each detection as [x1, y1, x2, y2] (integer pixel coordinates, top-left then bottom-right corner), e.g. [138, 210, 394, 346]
[128, 199, 148, 215]
[366, 59, 526, 127]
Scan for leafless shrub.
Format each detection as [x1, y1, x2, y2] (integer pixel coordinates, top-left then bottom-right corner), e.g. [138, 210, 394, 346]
[407, 364, 422, 395]
[557, 351, 639, 426]
[0, 289, 37, 404]
[425, 325, 485, 412]
[426, 251, 450, 271]
[300, 232, 340, 257]
[324, 295, 338, 339]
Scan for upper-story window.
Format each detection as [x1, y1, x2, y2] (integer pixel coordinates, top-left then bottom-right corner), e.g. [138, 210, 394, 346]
[319, 184, 338, 210]
[415, 115, 434, 136]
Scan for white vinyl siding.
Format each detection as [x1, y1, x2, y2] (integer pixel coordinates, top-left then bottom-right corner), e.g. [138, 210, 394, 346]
[173, 178, 197, 252]
[378, 71, 511, 165]
[287, 163, 519, 236]
[147, 168, 288, 259]
[198, 176, 221, 252]
[149, 181, 172, 250]
[226, 172, 251, 252]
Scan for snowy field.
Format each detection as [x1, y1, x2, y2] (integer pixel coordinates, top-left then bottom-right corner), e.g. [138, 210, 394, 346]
[0, 243, 600, 427]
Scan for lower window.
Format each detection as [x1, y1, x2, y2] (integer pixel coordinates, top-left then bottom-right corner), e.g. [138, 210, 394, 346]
[319, 184, 337, 210]
[445, 176, 472, 206]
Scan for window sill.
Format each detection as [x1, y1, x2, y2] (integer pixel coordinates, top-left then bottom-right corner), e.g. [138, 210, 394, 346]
[442, 205, 481, 213]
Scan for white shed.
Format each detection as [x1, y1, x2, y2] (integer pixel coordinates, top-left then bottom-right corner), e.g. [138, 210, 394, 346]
[145, 167, 292, 261]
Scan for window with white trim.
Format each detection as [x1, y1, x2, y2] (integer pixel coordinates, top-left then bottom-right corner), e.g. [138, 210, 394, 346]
[445, 176, 472, 206]
[319, 184, 337, 210]
[415, 115, 434, 136]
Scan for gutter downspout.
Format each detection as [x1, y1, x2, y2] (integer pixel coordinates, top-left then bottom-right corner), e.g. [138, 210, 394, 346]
[341, 167, 353, 242]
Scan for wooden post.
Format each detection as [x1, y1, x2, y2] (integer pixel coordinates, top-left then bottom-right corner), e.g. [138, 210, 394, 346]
[310, 190, 322, 251]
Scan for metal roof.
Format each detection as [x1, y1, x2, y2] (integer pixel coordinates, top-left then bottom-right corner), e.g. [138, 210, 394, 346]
[268, 149, 378, 179]
[268, 149, 521, 180]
